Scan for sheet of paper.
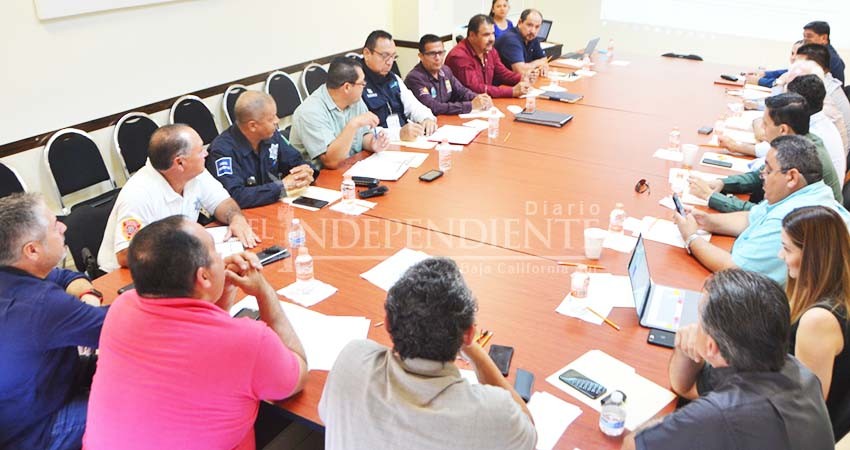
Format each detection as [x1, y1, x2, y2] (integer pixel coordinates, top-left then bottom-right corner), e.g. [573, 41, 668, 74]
[206, 226, 230, 243]
[426, 125, 481, 145]
[540, 84, 567, 92]
[653, 148, 683, 162]
[575, 69, 597, 77]
[610, 60, 631, 66]
[215, 240, 244, 258]
[551, 58, 584, 69]
[462, 119, 490, 131]
[623, 216, 643, 234]
[228, 297, 371, 371]
[506, 105, 524, 115]
[343, 154, 410, 181]
[372, 150, 429, 168]
[360, 248, 431, 291]
[636, 216, 711, 248]
[603, 232, 638, 254]
[389, 137, 437, 150]
[329, 199, 376, 216]
[282, 186, 343, 211]
[459, 109, 505, 119]
[277, 279, 338, 307]
[555, 273, 618, 324]
[723, 113, 761, 132]
[545, 349, 675, 430]
[700, 151, 751, 173]
[521, 88, 546, 98]
[668, 168, 724, 183]
[528, 391, 582, 450]
[545, 70, 572, 80]
[722, 128, 757, 145]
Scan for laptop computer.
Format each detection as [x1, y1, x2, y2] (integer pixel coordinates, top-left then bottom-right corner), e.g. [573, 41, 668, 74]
[514, 110, 573, 128]
[562, 37, 600, 60]
[627, 234, 701, 333]
[538, 19, 553, 42]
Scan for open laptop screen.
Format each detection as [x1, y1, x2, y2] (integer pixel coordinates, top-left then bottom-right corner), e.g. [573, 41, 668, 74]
[538, 20, 552, 41]
[627, 235, 651, 318]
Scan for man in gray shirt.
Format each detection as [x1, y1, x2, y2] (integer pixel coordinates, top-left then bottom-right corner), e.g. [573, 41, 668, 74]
[623, 269, 833, 450]
[319, 257, 536, 450]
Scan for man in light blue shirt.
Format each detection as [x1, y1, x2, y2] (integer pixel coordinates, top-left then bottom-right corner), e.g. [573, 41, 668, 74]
[674, 135, 850, 285]
[289, 57, 389, 169]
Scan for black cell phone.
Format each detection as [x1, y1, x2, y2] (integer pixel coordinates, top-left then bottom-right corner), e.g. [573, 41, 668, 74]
[697, 126, 713, 135]
[488, 344, 514, 377]
[703, 157, 733, 168]
[720, 74, 739, 82]
[514, 368, 535, 403]
[419, 170, 444, 182]
[351, 176, 379, 188]
[672, 193, 686, 216]
[558, 368, 607, 399]
[117, 282, 135, 294]
[255, 245, 290, 266]
[292, 196, 330, 209]
[647, 328, 676, 349]
[234, 308, 260, 320]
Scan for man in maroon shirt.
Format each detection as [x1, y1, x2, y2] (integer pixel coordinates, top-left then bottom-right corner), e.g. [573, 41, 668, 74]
[446, 14, 531, 99]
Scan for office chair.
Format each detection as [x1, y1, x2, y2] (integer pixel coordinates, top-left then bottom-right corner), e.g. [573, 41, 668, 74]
[44, 128, 120, 214]
[222, 84, 248, 127]
[301, 63, 328, 96]
[113, 112, 158, 179]
[0, 162, 27, 198]
[169, 95, 219, 145]
[59, 195, 116, 280]
[265, 71, 302, 119]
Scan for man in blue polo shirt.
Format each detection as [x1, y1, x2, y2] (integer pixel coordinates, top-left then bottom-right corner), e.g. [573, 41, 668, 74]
[0, 193, 107, 450]
[674, 134, 850, 285]
[494, 9, 549, 76]
[207, 91, 315, 209]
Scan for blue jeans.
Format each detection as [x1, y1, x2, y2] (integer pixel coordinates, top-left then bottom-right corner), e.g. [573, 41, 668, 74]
[45, 392, 88, 450]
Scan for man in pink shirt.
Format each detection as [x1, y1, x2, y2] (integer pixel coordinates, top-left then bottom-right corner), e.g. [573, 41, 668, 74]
[84, 216, 308, 450]
[446, 14, 531, 98]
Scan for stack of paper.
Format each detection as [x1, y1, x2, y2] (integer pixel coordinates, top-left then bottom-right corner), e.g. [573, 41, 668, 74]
[575, 69, 597, 77]
[666, 168, 724, 207]
[277, 279, 338, 307]
[521, 88, 546, 98]
[329, 198, 377, 216]
[723, 110, 763, 131]
[462, 119, 490, 131]
[282, 186, 343, 211]
[459, 109, 505, 119]
[551, 58, 584, 69]
[360, 248, 430, 291]
[389, 137, 437, 150]
[545, 350, 676, 431]
[426, 125, 481, 145]
[229, 297, 370, 371]
[722, 128, 757, 145]
[527, 392, 582, 450]
[206, 226, 245, 257]
[343, 152, 418, 181]
[635, 216, 711, 248]
[555, 273, 634, 324]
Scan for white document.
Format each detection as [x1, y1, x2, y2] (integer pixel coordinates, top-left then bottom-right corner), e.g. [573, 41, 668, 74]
[206, 226, 245, 257]
[551, 58, 584, 69]
[603, 232, 638, 254]
[521, 88, 546, 98]
[389, 137, 437, 150]
[668, 168, 723, 183]
[228, 297, 370, 371]
[575, 69, 597, 77]
[527, 391, 582, 450]
[545, 350, 676, 431]
[277, 279, 338, 307]
[426, 125, 481, 145]
[282, 186, 343, 211]
[329, 199, 376, 216]
[360, 248, 430, 291]
[372, 150, 429, 168]
[462, 119, 490, 131]
[653, 148, 683, 162]
[700, 151, 751, 173]
[206, 226, 230, 243]
[636, 216, 711, 249]
[722, 128, 757, 145]
[611, 60, 631, 66]
[459, 109, 505, 119]
[540, 84, 567, 92]
[344, 154, 410, 181]
[555, 275, 616, 325]
[506, 105, 524, 115]
[723, 112, 762, 131]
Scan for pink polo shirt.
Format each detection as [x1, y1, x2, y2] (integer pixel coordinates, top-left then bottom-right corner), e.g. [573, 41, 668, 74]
[83, 291, 301, 450]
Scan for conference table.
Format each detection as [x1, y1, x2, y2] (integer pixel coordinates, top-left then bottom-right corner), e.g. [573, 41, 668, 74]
[95, 52, 750, 449]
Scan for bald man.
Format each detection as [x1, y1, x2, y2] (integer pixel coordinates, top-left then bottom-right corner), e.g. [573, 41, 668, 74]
[207, 91, 316, 209]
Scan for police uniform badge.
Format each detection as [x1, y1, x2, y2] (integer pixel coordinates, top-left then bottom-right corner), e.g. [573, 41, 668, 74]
[215, 157, 233, 176]
[419, 86, 430, 96]
[430, 87, 437, 98]
[120, 217, 142, 241]
[444, 79, 452, 93]
[269, 143, 279, 163]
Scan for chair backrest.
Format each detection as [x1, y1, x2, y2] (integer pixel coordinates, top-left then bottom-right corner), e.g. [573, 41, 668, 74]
[222, 84, 248, 127]
[44, 128, 117, 213]
[169, 95, 219, 145]
[113, 112, 158, 179]
[281, 124, 292, 140]
[0, 162, 27, 198]
[265, 71, 302, 118]
[301, 63, 328, 95]
[59, 195, 116, 279]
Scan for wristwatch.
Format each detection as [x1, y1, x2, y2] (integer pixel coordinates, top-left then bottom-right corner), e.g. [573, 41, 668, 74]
[684, 234, 700, 255]
[81, 288, 104, 304]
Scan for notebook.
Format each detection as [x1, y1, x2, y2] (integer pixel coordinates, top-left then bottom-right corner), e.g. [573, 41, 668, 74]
[539, 91, 583, 103]
[514, 110, 574, 128]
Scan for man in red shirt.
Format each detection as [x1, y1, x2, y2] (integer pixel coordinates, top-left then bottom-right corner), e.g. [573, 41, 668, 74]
[84, 216, 308, 450]
[446, 14, 531, 98]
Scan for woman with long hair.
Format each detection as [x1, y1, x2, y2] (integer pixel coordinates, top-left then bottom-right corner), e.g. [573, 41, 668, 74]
[780, 205, 850, 440]
[489, 0, 513, 39]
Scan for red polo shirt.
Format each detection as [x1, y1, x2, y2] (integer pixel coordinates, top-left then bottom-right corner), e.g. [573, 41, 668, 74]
[445, 39, 521, 98]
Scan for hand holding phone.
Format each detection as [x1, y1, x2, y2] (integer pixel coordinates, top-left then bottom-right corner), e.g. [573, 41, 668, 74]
[672, 193, 686, 217]
[488, 344, 514, 376]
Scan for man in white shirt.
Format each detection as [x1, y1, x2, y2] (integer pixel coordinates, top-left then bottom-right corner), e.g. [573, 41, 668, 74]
[98, 124, 259, 272]
[787, 73, 846, 177]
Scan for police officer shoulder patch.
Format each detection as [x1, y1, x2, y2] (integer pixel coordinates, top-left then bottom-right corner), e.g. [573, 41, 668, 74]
[215, 157, 233, 176]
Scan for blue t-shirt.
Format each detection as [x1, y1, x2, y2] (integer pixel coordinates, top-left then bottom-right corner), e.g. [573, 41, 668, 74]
[494, 27, 545, 69]
[493, 19, 514, 40]
[0, 267, 106, 449]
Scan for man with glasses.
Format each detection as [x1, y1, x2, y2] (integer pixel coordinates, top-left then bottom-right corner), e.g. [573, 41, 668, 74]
[360, 30, 437, 142]
[291, 57, 389, 169]
[674, 134, 850, 285]
[207, 91, 315, 208]
[404, 34, 493, 116]
[494, 9, 549, 76]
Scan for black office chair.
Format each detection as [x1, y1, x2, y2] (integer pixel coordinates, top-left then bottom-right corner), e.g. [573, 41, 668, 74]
[59, 195, 116, 280]
[301, 63, 328, 95]
[113, 112, 158, 179]
[222, 84, 248, 127]
[844, 85, 850, 102]
[43, 129, 120, 214]
[170, 95, 219, 145]
[281, 124, 292, 140]
[265, 71, 302, 119]
[0, 162, 27, 198]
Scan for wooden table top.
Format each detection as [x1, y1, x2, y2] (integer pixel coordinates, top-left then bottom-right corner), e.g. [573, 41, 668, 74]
[94, 53, 752, 449]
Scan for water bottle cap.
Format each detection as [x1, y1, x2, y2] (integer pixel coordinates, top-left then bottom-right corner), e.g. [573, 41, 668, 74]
[299, 246, 310, 256]
[615, 202, 624, 208]
[344, 175, 352, 181]
[292, 218, 300, 225]
[610, 391, 624, 403]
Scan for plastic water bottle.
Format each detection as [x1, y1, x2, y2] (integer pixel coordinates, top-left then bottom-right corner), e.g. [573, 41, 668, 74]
[608, 203, 626, 234]
[487, 108, 500, 139]
[340, 175, 356, 213]
[525, 94, 536, 113]
[570, 264, 590, 298]
[437, 138, 452, 171]
[607, 38, 615, 60]
[582, 54, 591, 67]
[294, 246, 314, 293]
[288, 218, 305, 250]
[599, 391, 627, 437]
[668, 126, 681, 151]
